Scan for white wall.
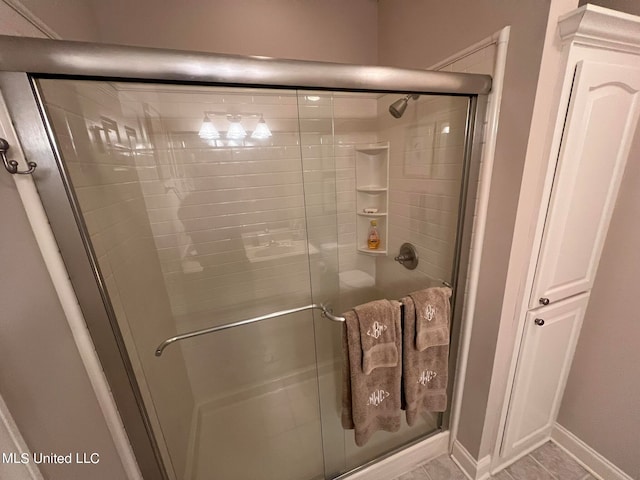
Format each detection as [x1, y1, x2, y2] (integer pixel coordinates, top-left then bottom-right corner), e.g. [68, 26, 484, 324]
[378, 0, 554, 460]
[88, 0, 378, 64]
[0, 3, 131, 479]
[11, 0, 100, 40]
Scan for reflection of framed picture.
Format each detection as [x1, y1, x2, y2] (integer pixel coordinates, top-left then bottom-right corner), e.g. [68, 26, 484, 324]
[435, 120, 451, 148]
[403, 123, 435, 177]
[125, 126, 138, 150]
[101, 116, 121, 146]
[89, 125, 106, 151]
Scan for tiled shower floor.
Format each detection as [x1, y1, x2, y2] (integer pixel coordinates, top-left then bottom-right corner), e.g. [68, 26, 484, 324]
[190, 371, 436, 480]
[393, 441, 597, 480]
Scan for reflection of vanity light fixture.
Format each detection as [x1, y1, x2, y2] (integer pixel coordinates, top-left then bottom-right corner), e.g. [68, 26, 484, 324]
[198, 114, 220, 140]
[251, 114, 272, 139]
[226, 115, 247, 139]
[199, 111, 272, 142]
[441, 125, 450, 134]
[306, 95, 320, 102]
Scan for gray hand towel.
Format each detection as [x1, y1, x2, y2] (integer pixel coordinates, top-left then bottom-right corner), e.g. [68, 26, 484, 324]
[401, 295, 449, 426]
[354, 299, 399, 374]
[341, 305, 402, 446]
[409, 287, 452, 351]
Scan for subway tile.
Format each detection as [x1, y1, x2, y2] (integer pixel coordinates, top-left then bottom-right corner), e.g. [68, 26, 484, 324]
[300, 144, 334, 159]
[177, 158, 303, 177]
[152, 208, 305, 235]
[302, 157, 331, 172]
[334, 132, 377, 145]
[66, 162, 139, 188]
[164, 195, 304, 221]
[335, 178, 356, 193]
[298, 117, 333, 132]
[333, 144, 355, 157]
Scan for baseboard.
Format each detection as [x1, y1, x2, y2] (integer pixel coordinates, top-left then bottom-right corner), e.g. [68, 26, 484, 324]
[551, 423, 633, 480]
[490, 435, 552, 475]
[340, 431, 449, 480]
[451, 440, 491, 480]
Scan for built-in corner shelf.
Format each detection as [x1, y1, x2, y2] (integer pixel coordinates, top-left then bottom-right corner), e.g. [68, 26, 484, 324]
[355, 142, 389, 256]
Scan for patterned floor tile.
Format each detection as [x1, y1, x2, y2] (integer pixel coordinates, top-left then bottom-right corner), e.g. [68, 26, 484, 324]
[491, 469, 515, 479]
[395, 465, 430, 480]
[506, 455, 555, 480]
[530, 442, 588, 480]
[390, 440, 596, 480]
[422, 455, 467, 480]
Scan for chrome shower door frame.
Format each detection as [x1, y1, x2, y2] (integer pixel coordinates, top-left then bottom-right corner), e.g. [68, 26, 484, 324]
[0, 35, 490, 480]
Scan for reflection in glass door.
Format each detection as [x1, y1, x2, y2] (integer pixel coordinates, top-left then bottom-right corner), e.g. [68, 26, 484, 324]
[38, 79, 327, 480]
[36, 78, 470, 479]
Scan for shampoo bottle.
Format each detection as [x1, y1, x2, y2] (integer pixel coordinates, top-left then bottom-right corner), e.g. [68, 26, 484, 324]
[367, 220, 380, 250]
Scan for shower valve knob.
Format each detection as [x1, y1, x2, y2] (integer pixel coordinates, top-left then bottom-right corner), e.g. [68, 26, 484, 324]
[394, 243, 418, 270]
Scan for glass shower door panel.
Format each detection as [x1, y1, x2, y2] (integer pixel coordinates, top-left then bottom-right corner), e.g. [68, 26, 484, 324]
[297, 91, 345, 477]
[36, 79, 326, 480]
[307, 91, 471, 474]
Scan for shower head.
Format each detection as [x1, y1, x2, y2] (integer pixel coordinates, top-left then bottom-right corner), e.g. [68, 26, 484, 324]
[389, 94, 419, 118]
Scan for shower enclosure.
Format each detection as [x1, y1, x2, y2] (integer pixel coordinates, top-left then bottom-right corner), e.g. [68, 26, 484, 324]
[0, 36, 490, 480]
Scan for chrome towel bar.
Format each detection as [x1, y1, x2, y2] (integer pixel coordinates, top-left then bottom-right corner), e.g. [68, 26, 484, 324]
[155, 303, 344, 357]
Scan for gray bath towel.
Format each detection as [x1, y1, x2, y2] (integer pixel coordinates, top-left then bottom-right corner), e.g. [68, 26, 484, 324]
[409, 287, 452, 351]
[354, 299, 399, 374]
[341, 302, 402, 446]
[401, 294, 450, 426]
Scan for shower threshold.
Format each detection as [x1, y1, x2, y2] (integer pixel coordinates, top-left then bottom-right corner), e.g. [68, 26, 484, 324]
[332, 428, 449, 480]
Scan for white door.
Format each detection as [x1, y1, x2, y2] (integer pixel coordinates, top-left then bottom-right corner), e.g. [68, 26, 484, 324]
[529, 60, 640, 309]
[501, 293, 589, 458]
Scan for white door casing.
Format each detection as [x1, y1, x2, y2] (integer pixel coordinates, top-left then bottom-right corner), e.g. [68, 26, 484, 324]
[529, 60, 640, 309]
[501, 293, 589, 458]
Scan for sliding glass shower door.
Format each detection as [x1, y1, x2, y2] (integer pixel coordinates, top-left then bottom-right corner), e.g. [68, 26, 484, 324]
[297, 90, 472, 475]
[34, 77, 470, 479]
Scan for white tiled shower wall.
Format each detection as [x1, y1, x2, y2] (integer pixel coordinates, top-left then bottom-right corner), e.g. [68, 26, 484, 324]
[377, 93, 469, 295]
[121, 90, 380, 402]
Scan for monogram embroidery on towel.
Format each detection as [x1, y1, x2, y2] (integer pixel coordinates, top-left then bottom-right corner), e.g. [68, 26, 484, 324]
[424, 304, 436, 322]
[367, 389, 390, 406]
[417, 370, 437, 386]
[366, 321, 387, 339]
